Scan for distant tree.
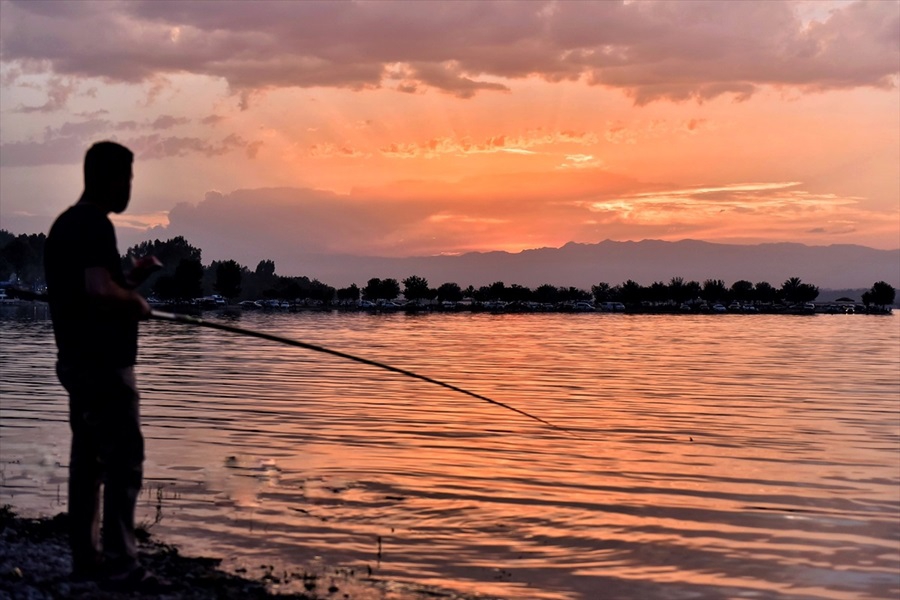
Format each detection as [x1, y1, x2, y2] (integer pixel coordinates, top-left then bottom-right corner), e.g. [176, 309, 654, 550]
[535, 284, 560, 304]
[591, 282, 612, 303]
[608, 284, 623, 302]
[648, 281, 668, 304]
[683, 280, 702, 303]
[488, 281, 506, 301]
[797, 284, 819, 303]
[754, 281, 778, 303]
[279, 279, 304, 301]
[363, 277, 400, 301]
[153, 275, 177, 301]
[730, 280, 754, 303]
[619, 280, 644, 306]
[125, 236, 201, 271]
[173, 258, 204, 300]
[0, 232, 45, 283]
[126, 236, 186, 259]
[473, 285, 492, 302]
[310, 279, 335, 303]
[436, 282, 463, 303]
[402, 275, 431, 302]
[558, 286, 589, 302]
[362, 278, 382, 301]
[214, 260, 243, 300]
[255, 259, 276, 278]
[337, 284, 360, 302]
[155, 258, 204, 302]
[0, 237, 33, 281]
[505, 284, 532, 302]
[781, 277, 818, 304]
[0, 229, 15, 279]
[381, 278, 400, 301]
[701, 279, 727, 303]
[279, 275, 312, 301]
[866, 281, 896, 307]
[125, 236, 202, 294]
[668, 277, 687, 304]
[780, 277, 803, 303]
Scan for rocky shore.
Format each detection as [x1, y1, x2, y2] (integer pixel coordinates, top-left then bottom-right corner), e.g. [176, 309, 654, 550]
[0, 506, 474, 600]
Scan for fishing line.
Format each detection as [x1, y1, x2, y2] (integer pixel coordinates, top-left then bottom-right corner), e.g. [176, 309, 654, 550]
[150, 310, 577, 437]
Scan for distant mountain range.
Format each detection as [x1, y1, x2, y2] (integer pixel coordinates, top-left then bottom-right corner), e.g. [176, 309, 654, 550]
[299, 240, 900, 291]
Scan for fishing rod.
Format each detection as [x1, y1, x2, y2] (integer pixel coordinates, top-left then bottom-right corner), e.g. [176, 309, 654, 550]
[5, 287, 575, 436]
[150, 309, 575, 437]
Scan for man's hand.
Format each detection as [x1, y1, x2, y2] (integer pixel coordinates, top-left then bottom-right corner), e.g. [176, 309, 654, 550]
[136, 294, 152, 320]
[126, 255, 163, 288]
[86, 266, 152, 319]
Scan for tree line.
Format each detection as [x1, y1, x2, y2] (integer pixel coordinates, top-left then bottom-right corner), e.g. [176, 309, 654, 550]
[0, 231, 896, 308]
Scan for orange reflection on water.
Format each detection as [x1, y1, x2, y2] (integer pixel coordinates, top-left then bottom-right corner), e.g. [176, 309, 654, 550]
[1, 309, 898, 599]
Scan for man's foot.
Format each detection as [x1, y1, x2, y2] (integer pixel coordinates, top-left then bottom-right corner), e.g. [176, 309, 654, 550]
[101, 564, 174, 593]
[70, 557, 105, 582]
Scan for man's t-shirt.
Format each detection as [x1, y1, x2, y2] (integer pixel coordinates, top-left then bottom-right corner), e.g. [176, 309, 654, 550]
[44, 203, 138, 368]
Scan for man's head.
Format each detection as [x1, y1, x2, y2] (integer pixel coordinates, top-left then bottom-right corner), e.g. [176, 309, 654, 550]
[83, 141, 134, 213]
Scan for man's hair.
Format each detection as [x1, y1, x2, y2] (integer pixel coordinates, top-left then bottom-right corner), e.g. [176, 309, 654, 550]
[84, 141, 133, 189]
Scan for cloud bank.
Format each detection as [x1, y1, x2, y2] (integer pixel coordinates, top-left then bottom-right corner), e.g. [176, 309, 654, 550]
[2, 0, 897, 105]
[0, 113, 260, 166]
[138, 175, 895, 274]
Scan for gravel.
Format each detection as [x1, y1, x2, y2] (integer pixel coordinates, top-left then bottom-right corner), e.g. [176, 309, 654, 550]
[0, 506, 475, 600]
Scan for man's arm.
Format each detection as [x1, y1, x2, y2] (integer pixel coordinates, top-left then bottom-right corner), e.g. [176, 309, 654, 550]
[85, 266, 151, 319]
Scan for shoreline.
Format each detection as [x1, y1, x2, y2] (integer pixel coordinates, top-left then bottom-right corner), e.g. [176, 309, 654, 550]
[0, 298, 894, 316]
[0, 506, 481, 600]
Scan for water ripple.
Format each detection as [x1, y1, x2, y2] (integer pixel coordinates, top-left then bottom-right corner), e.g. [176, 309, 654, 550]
[1, 308, 898, 599]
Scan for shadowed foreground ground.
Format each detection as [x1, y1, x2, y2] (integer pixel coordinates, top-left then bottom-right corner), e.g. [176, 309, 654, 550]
[0, 507, 483, 600]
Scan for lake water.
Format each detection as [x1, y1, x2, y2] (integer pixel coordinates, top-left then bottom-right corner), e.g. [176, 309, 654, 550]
[1, 306, 898, 600]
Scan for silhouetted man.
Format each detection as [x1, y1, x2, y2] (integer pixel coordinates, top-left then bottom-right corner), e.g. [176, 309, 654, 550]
[44, 141, 159, 588]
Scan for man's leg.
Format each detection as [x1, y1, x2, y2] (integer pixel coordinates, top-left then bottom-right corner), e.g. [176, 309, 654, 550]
[58, 363, 104, 576]
[97, 366, 144, 574]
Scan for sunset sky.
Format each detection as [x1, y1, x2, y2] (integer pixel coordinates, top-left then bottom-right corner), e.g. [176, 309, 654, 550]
[1, 0, 898, 276]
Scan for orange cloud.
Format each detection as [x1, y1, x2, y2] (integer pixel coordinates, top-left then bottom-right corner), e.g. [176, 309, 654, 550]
[375, 129, 599, 159]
